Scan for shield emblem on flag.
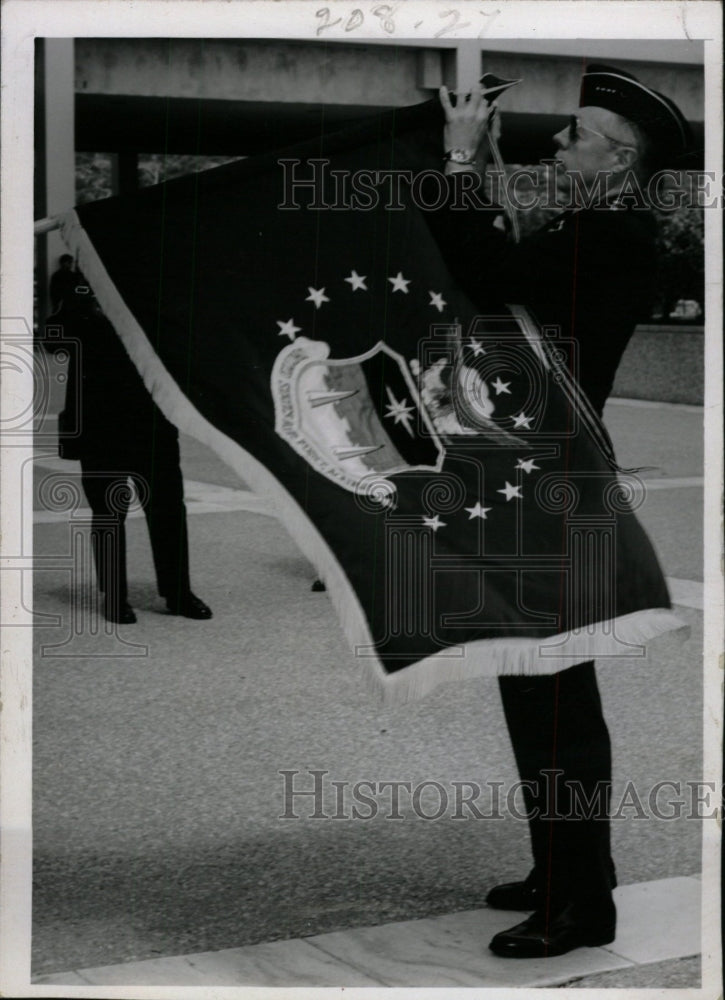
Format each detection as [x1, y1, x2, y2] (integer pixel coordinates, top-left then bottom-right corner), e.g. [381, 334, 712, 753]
[271, 338, 445, 498]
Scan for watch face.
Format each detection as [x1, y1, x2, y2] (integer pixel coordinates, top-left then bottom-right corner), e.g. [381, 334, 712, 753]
[450, 148, 474, 163]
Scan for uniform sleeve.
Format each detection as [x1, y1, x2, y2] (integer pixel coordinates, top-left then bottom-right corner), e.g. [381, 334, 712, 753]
[421, 172, 510, 301]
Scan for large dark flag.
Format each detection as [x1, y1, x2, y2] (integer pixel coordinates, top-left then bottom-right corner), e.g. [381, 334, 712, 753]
[56, 101, 683, 703]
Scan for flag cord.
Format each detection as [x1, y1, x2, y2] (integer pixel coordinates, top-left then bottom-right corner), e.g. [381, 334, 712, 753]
[487, 132, 521, 244]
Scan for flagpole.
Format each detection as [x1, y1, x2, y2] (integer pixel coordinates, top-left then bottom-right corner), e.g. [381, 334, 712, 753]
[34, 216, 61, 236]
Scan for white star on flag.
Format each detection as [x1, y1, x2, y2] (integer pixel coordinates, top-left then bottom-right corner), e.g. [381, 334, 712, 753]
[384, 386, 415, 437]
[469, 338, 486, 356]
[515, 458, 540, 474]
[388, 272, 411, 293]
[422, 514, 446, 531]
[512, 412, 533, 429]
[429, 291, 447, 312]
[306, 287, 330, 309]
[492, 376, 511, 395]
[498, 482, 523, 501]
[345, 270, 368, 291]
[276, 318, 301, 340]
[465, 502, 492, 520]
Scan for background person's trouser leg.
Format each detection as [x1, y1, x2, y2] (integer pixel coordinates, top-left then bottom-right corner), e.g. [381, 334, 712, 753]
[80, 464, 130, 609]
[498, 661, 614, 911]
[134, 441, 191, 602]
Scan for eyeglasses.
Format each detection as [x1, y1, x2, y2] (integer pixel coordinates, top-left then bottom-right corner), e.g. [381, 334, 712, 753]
[567, 115, 635, 148]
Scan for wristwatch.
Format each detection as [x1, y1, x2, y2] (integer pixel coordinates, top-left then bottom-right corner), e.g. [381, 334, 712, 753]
[444, 148, 476, 164]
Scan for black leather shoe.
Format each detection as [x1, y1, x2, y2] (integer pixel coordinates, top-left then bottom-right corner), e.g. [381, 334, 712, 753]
[486, 872, 541, 911]
[489, 901, 616, 958]
[103, 600, 137, 625]
[166, 592, 213, 619]
[487, 860, 617, 912]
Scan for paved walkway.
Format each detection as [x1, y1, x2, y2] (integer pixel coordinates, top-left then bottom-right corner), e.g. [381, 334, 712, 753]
[32, 454, 705, 615]
[28, 398, 708, 991]
[32, 877, 701, 987]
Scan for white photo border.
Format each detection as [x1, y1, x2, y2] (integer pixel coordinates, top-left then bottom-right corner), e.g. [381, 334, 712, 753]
[1, 1, 722, 997]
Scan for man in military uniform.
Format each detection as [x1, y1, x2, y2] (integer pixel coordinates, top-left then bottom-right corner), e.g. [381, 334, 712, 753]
[435, 64, 693, 957]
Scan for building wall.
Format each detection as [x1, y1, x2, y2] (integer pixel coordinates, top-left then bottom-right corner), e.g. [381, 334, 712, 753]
[74, 38, 703, 120]
[75, 39, 453, 106]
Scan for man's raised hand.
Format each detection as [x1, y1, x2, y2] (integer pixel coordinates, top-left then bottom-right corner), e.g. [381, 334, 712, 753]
[439, 84, 493, 157]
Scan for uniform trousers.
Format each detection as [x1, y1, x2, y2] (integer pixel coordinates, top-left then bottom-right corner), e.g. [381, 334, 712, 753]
[80, 436, 191, 609]
[498, 660, 614, 912]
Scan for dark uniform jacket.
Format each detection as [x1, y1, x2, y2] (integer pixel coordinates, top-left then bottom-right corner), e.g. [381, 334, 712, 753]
[429, 195, 659, 416]
[49, 267, 80, 314]
[43, 277, 178, 461]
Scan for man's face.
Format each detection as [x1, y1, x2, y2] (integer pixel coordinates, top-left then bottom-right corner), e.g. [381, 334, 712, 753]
[551, 106, 637, 186]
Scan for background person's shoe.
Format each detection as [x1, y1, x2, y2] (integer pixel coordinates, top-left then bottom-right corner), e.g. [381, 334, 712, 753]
[166, 592, 212, 619]
[103, 600, 137, 625]
[489, 900, 616, 958]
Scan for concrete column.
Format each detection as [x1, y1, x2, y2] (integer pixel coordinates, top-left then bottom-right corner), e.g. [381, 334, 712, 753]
[35, 38, 75, 326]
[454, 40, 483, 93]
[110, 151, 139, 196]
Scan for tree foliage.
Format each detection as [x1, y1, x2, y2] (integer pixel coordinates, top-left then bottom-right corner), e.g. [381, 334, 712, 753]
[651, 205, 705, 319]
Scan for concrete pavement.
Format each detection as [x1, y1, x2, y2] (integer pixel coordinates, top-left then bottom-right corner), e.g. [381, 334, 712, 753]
[33, 877, 702, 988]
[29, 397, 711, 989]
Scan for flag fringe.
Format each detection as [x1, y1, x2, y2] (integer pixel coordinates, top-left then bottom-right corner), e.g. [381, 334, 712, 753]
[372, 608, 690, 706]
[57, 209, 689, 708]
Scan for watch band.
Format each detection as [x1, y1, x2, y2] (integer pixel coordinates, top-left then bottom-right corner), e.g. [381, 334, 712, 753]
[444, 148, 476, 164]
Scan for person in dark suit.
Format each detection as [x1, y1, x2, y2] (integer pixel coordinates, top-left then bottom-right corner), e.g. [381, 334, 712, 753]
[435, 64, 693, 957]
[49, 253, 78, 313]
[45, 273, 212, 625]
